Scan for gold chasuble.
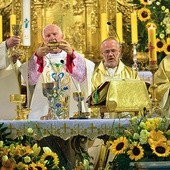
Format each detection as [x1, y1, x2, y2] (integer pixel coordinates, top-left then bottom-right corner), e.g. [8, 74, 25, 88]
[92, 60, 139, 91]
[154, 55, 170, 116]
[90, 60, 150, 116]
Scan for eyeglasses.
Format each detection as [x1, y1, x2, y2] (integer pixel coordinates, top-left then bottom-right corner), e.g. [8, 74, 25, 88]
[103, 49, 119, 55]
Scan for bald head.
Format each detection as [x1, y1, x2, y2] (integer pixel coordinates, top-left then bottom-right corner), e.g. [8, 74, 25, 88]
[42, 24, 63, 43]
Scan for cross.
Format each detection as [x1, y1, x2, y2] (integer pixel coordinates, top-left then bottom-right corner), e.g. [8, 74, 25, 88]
[148, 42, 155, 59]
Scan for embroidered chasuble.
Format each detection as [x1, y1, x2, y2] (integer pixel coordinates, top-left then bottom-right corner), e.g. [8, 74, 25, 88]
[29, 51, 95, 119]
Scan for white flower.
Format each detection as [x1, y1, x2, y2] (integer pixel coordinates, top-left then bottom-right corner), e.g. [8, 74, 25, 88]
[0, 141, 3, 147]
[2, 155, 8, 162]
[43, 146, 52, 153]
[27, 127, 34, 134]
[24, 156, 31, 163]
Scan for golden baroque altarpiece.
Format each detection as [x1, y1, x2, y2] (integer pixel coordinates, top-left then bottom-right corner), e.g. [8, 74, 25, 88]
[0, 0, 134, 64]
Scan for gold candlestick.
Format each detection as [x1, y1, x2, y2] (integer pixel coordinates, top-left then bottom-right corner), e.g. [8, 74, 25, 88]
[148, 65, 163, 117]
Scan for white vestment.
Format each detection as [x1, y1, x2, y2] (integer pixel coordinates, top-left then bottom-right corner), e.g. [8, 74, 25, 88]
[0, 42, 21, 119]
[28, 52, 95, 119]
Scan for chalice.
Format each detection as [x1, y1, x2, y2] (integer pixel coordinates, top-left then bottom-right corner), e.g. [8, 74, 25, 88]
[10, 94, 28, 120]
[42, 82, 56, 119]
[12, 24, 21, 36]
[73, 92, 88, 119]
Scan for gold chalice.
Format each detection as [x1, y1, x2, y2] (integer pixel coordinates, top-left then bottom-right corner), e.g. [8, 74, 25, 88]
[10, 94, 27, 120]
[42, 82, 55, 97]
[12, 24, 21, 36]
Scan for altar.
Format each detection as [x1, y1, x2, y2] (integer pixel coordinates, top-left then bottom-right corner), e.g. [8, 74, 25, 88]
[0, 118, 129, 140]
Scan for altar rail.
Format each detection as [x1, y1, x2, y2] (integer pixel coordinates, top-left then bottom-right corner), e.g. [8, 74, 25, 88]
[0, 119, 130, 140]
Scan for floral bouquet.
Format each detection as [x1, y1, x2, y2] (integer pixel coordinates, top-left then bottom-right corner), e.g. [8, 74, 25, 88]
[0, 123, 65, 170]
[129, 0, 170, 63]
[109, 116, 170, 170]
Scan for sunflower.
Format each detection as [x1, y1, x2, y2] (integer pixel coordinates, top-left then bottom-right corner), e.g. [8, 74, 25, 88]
[164, 43, 170, 55]
[156, 39, 165, 52]
[127, 143, 144, 161]
[110, 136, 128, 155]
[150, 142, 170, 157]
[40, 151, 59, 167]
[139, 0, 153, 6]
[138, 8, 151, 22]
[34, 162, 47, 170]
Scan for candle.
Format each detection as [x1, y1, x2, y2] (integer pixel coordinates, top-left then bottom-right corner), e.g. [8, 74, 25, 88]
[148, 25, 157, 65]
[116, 12, 123, 43]
[131, 11, 138, 44]
[10, 14, 16, 36]
[100, 13, 108, 42]
[0, 15, 2, 42]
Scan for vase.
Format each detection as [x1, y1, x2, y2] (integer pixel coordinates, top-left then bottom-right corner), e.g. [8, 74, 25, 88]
[130, 161, 170, 170]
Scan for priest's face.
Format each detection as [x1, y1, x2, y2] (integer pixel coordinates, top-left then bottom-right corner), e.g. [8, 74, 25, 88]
[43, 24, 64, 43]
[101, 38, 121, 68]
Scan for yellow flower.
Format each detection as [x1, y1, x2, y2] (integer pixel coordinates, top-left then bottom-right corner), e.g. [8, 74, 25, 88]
[164, 43, 170, 55]
[139, 0, 148, 5]
[34, 162, 47, 170]
[138, 8, 151, 22]
[150, 141, 170, 157]
[110, 136, 128, 155]
[156, 38, 165, 52]
[149, 130, 167, 143]
[40, 151, 59, 167]
[127, 143, 144, 161]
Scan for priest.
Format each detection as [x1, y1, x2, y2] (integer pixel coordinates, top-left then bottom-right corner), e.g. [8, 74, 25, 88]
[154, 55, 170, 117]
[0, 36, 21, 119]
[28, 24, 94, 119]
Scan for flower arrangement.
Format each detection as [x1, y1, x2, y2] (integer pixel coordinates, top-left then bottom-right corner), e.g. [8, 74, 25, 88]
[0, 123, 65, 170]
[129, 0, 170, 63]
[108, 116, 170, 170]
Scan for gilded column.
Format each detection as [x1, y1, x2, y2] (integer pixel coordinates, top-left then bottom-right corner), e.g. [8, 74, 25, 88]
[84, 0, 94, 60]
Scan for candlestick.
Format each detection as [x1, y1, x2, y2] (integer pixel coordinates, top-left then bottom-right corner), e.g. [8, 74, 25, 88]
[131, 11, 138, 44]
[148, 24, 157, 69]
[116, 12, 123, 43]
[10, 14, 16, 37]
[100, 13, 108, 42]
[132, 43, 138, 71]
[0, 15, 2, 42]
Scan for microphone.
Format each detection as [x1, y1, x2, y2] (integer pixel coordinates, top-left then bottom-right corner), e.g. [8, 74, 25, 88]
[107, 21, 112, 26]
[107, 21, 121, 44]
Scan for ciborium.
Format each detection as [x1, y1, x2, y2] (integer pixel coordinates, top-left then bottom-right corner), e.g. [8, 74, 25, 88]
[10, 94, 30, 120]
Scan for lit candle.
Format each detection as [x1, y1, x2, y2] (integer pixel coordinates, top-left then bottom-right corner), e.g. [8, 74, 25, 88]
[0, 15, 2, 42]
[116, 12, 123, 43]
[148, 25, 157, 66]
[131, 11, 138, 44]
[100, 13, 108, 42]
[10, 14, 16, 36]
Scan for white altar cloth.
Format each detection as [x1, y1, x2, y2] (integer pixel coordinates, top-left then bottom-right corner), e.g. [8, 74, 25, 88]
[0, 119, 130, 140]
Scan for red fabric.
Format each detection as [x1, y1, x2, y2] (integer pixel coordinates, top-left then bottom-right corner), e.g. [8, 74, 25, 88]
[35, 52, 44, 73]
[66, 51, 75, 73]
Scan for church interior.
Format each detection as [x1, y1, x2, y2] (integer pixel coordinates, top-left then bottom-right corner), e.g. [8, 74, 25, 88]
[0, 0, 170, 169]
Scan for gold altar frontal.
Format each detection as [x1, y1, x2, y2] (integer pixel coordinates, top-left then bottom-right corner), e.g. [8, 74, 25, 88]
[89, 79, 151, 117]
